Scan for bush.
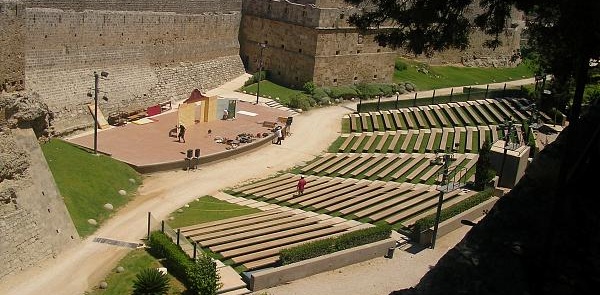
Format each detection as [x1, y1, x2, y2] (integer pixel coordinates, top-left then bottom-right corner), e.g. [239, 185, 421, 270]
[288, 93, 313, 110]
[355, 83, 383, 99]
[303, 81, 316, 94]
[412, 189, 494, 234]
[187, 254, 221, 295]
[329, 85, 359, 99]
[279, 224, 391, 265]
[243, 70, 268, 86]
[148, 231, 221, 294]
[132, 268, 170, 295]
[395, 60, 408, 71]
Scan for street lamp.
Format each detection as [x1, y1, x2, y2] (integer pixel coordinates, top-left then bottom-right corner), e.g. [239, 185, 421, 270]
[91, 71, 109, 154]
[498, 118, 520, 186]
[256, 42, 267, 105]
[430, 153, 464, 249]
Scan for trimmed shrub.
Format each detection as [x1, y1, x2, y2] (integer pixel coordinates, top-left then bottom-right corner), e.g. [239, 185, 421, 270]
[148, 231, 221, 294]
[329, 85, 359, 99]
[412, 188, 494, 234]
[279, 224, 392, 265]
[377, 83, 396, 97]
[288, 93, 313, 110]
[243, 70, 268, 86]
[395, 60, 408, 71]
[355, 83, 383, 99]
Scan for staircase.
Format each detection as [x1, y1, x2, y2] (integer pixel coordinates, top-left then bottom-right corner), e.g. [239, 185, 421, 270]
[264, 99, 300, 116]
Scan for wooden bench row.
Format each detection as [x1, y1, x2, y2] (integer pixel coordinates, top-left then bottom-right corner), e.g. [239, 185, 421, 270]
[336, 126, 501, 154]
[346, 98, 545, 133]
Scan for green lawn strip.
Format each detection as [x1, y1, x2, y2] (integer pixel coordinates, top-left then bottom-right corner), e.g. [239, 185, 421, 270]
[432, 133, 443, 153]
[167, 196, 261, 229]
[41, 139, 141, 237]
[445, 132, 456, 152]
[355, 136, 370, 153]
[87, 249, 185, 295]
[358, 217, 373, 223]
[458, 132, 467, 153]
[392, 134, 407, 153]
[418, 133, 431, 153]
[377, 116, 386, 131]
[365, 116, 374, 132]
[341, 137, 359, 153]
[472, 132, 480, 153]
[381, 134, 395, 152]
[341, 117, 351, 133]
[240, 80, 303, 104]
[367, 135, 383, 153]
[397, 158, 429, 183]
[405, 133, 420, 153]
[328, 136, 347, 153]
[393, 58, 535, 90]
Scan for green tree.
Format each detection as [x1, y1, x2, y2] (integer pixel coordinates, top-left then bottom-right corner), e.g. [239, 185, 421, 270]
[186, 254, 222, 295]
[474, 140, 495, 191]
[132, 268, 170, 295]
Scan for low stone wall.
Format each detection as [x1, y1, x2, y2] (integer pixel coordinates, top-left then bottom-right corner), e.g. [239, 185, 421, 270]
[418, 197, 499, 246]
[250, 238, 397, 291]
[132, 133, 277, 174]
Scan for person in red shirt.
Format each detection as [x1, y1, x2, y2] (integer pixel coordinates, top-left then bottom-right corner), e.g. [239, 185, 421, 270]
[296, 175, 307, 196]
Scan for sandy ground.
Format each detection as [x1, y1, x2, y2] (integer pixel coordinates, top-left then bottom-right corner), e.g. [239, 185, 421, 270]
[0, 76, 536, 295]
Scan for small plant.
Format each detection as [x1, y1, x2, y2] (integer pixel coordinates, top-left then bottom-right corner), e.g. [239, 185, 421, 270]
[132, 268, 170, 295]
[303, 81, 316, 94]
[394, 60, 408, 71]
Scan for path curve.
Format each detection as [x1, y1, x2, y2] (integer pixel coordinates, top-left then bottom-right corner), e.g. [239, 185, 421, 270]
[0, 104, 351, 295]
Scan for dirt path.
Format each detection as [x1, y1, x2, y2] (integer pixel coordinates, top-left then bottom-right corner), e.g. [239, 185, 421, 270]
[0, 104, 351, 295]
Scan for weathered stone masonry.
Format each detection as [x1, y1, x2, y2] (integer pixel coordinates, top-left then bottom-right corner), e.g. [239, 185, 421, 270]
[240, 0, 396, 88]
[0, 1, 25, 93]
[12, 0, 246, 133]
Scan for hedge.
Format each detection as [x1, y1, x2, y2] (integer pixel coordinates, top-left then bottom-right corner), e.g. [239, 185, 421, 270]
[412, 188, 494, 234]
[148, 231, 221, 294]
[279, 224, 392, 265]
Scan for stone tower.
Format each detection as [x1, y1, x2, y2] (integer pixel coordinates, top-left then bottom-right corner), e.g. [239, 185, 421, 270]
[0, 0, 25, 93]
[240, 0, 396, 88]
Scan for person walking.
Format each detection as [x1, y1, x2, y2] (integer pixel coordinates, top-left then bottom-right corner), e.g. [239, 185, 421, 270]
[178, 124, 186, 143]
[296, 175, 307, 196]
[275, 126, 283, 145]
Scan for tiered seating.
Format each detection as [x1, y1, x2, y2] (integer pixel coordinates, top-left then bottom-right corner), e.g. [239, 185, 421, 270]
[179, 205, 366, 270]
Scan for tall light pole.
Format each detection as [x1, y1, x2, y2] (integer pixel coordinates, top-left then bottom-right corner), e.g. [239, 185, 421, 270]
[256, 42, 267, 105]
[431, 153, 451, 249]
[92, 71, 109, 154]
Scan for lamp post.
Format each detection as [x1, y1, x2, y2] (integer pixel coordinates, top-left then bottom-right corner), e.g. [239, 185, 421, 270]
[256, 42, 267, 105]
[431, 153, 451, 249]
[92, 71, 109, 154]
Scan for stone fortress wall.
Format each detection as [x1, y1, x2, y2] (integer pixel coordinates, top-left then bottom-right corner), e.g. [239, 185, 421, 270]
[0, 1, 25, 93]
[0, 128, 80, 280]
[240, 0, 395, 88]
[19, 0, 245, 133]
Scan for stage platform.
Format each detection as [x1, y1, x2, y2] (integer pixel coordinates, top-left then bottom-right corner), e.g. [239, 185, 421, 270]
[68, 101, 292, 173]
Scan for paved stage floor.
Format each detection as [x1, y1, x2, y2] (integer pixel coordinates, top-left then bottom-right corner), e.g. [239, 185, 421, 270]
[69, 101, 291, 169]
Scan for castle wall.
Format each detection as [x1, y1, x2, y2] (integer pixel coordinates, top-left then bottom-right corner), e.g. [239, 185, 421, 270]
[0, 0, 25, 93]
[0, 129, 79, 280]
[24, 0, 242, 14]
[240, 14, 316, 88]
[24, 7, 244, 133]
[241, 0, 393, 87]
[314, 30, 395, 86]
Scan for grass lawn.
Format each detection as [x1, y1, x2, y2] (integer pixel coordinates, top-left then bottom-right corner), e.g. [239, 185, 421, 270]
[167, 195, 261, 229]
[394, 58, 535, 91]
[42, 139, 141, 237]
[87, 249, 185, 295]
[240, 80, 303, 104]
